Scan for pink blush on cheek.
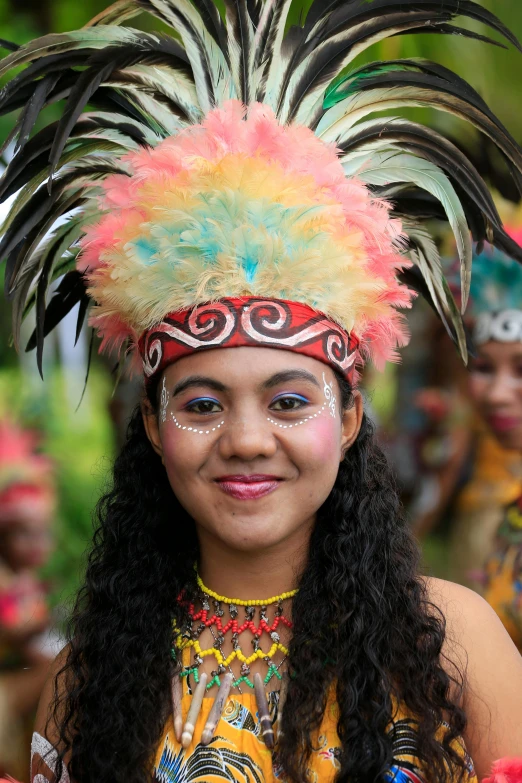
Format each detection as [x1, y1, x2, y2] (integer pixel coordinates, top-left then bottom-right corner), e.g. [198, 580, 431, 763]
[297, 416, 340, 461]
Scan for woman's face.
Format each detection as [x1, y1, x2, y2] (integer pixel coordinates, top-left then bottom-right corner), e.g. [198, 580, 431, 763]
[144, 347, 362, 554]
[0, 518, 53, 571]
[468, 340, 522, 451]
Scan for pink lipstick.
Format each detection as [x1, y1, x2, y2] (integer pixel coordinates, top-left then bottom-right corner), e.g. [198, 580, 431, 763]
[488, 415, 521, 433]
[215, 474, 281, 500]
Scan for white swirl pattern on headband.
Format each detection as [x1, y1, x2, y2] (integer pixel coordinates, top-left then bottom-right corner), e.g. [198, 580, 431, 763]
[474, 310, 522, 345]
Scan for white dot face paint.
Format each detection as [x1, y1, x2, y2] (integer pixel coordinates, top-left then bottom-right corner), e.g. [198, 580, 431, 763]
[171, 412, 225, 435]
[322, 372, 337, 418]
[160, 375, 169, 424]
[266, 401, 328, 429]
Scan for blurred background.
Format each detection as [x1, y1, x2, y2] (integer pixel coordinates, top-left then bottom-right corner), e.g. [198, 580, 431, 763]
[1, 0, 522, 779]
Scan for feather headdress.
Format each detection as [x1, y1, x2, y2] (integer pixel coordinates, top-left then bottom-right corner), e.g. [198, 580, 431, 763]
[1, 0, 522, 381]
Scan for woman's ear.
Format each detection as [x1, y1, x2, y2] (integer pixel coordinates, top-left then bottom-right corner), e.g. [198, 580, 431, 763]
[340, 391, 363, 461]
[141, 397, 164, 461]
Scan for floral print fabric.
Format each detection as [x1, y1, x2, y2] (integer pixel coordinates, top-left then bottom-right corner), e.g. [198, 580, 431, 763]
[153, 688, 476, 783]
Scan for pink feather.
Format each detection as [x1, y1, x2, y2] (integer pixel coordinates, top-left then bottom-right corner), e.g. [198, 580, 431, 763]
[483, 759, 522, 783]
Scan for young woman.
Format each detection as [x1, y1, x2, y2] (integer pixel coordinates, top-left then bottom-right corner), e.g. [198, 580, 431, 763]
[1, 2, 522, 782]
[464, 248, 522, 649]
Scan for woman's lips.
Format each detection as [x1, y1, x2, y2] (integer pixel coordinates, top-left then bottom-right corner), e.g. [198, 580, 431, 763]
[215, 475, 281, 500]
[488, 415, 521, 433]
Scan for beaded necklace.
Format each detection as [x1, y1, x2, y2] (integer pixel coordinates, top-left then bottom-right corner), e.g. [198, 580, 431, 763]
[171, 574, 297, 749]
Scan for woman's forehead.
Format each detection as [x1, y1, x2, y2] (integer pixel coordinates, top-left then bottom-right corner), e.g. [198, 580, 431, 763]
[475, 341, 522, 362]
[162, 346, 333, 389]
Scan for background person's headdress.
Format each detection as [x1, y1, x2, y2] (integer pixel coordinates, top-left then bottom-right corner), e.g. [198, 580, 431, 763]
[0, 419, 55, 525]
[465, 228, 522, 346]
[1, 0, 522, 384]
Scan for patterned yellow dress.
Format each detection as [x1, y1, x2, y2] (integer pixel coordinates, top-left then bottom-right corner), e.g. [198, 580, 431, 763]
[483, 493, 522, 651]
[153, 678, 476, 783]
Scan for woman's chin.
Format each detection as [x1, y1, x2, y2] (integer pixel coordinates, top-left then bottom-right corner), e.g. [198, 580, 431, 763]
[492, 428, 522, 453]
[205, 515, 306, 553]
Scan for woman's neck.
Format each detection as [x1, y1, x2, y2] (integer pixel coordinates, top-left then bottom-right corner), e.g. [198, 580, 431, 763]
[197, 526, 312, 601]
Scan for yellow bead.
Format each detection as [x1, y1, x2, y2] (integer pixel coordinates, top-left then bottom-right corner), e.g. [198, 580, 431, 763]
[195, 572, 298, 607]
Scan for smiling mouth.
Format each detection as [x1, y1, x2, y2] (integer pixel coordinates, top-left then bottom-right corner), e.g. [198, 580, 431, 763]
[214, 475, 282, 500]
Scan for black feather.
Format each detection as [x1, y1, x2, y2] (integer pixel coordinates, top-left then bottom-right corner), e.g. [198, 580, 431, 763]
[75, 293, 90, 345]
[398, 266, 475, 356]
[0, 38, 20, 52]
[48, 39, 189, 178]
[283, 10, 456, 121]
[25, 270, 86, 351]
[339, 121, 502, 228]
[15, 74, 62, 155]
[328, 66, 522, 178]
[191, 0, 228, 53]
[3, 191, 86, 294]
[75, 327, 95, 412]
[223, 0, 252, 103]
[317, 0, 521, 53]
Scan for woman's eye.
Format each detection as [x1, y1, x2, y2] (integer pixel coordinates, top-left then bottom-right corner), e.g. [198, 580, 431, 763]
[184, 398, 222, 414]
[471, 362, 493, 375]
[270, 395, 309, 412]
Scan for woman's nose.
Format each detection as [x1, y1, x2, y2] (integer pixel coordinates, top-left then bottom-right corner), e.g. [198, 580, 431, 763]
[485, 369, 517, 407]
[217, 409, 278, 462]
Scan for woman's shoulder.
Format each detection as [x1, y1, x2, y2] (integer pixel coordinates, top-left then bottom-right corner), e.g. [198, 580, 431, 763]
[423, 576, 495, 620]
[423, 577, 522, 776]
[423, 575, 518, 660]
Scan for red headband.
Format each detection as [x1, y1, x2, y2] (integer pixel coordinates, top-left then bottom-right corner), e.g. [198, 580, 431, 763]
[138, 298, 359, 384]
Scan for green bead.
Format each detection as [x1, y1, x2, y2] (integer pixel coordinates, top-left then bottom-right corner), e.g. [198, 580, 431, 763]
[207, 675, 221, 689]
[264, 664, 283, 685]
[232, 675, 255, 689]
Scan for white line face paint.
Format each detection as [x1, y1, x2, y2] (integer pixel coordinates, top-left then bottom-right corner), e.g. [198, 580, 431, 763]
[171, 412, 225, 435]
[322, 372, 337, 418]
[160, 376, 169, 424]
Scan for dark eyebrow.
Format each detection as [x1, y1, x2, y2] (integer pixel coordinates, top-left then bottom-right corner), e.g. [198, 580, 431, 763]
[172, 375, 229, 397]
[262, 369, 321, 390]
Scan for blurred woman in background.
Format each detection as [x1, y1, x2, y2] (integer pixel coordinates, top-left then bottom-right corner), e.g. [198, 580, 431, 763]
[464, 246, 522, 649]
[0, 420, 55, 780]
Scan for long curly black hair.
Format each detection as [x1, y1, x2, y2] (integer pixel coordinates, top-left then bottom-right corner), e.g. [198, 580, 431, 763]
[50, 375, 467, 783]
